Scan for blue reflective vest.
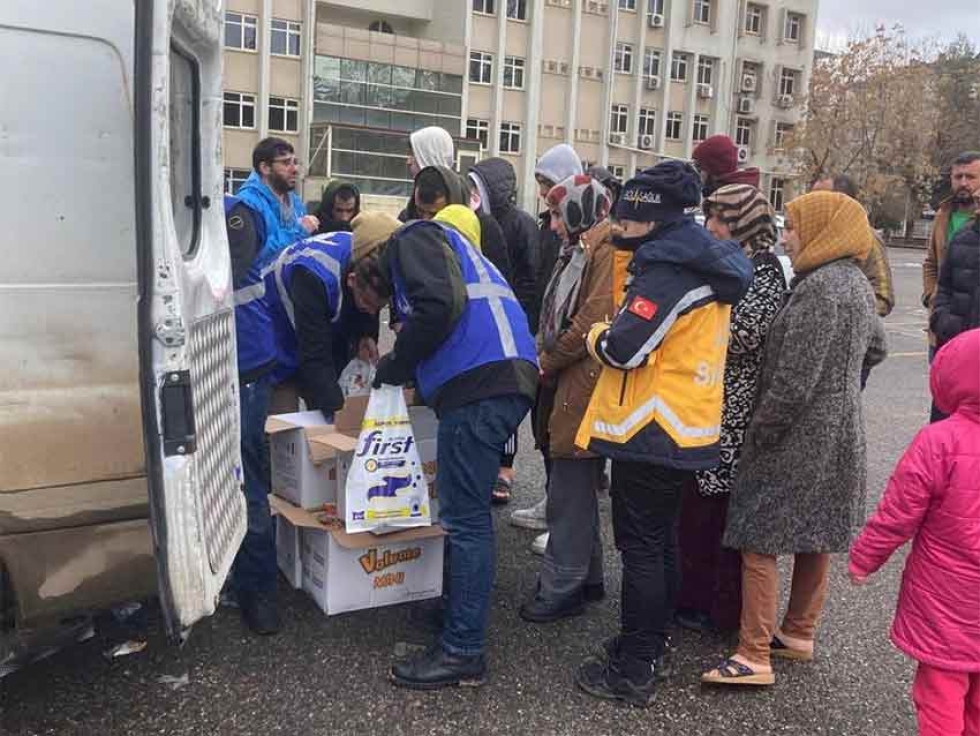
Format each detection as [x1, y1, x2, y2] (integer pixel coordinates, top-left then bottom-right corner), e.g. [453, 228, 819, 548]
[391, 221, 538, 401]
[267, 233, 351, 383]
[226, 173, 308, 375]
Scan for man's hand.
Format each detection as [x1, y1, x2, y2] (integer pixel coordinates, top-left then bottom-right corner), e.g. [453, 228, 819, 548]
[358, 337, 379, 365]
[372, 354, 401, 389]
[300, 214, 320, 234]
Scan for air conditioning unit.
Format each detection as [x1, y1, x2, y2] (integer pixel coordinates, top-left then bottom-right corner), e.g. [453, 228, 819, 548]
[697, 83, 714, 99]
[609, 133, 626, 146]
[776, 93, 794, 108]
[737, 145, 751, 163]
[645, 75, 662, 90]
[741, 74, 757, 93]
[649, 12, 665, 27]
[638, 134, 655, 150]
[543, 59, 558, 73]
[738, 96, 755, 114]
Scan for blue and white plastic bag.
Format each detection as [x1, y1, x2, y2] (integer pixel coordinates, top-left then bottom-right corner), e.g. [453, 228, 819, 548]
[343, 385, 431, 533]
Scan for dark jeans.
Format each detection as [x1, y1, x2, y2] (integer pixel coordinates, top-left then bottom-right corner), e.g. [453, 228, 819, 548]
[676, 480, 742, 632]
[233, 376, 278, 596]
[438, 394, 532, 656]
[928, 345, 948, 422]
[611, 460, 690, 670]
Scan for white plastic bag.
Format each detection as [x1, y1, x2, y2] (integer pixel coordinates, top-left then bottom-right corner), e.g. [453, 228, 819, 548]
[338, 358, 376, 398]
[344, 385, 431, 533]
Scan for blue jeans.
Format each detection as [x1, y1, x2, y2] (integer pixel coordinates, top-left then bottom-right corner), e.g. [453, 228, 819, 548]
[233, 376, 278, 596]
[437, 394, 532, 656]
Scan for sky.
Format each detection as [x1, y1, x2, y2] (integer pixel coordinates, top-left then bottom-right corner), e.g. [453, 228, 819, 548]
[815, 0, 980, 50]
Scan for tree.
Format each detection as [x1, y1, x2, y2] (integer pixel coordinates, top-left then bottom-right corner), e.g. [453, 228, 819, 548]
[929, 36, 980, 205]
[788, 30, 939, 230]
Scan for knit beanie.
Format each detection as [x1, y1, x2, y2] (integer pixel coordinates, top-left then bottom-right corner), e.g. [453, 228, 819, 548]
[350, 212, 401, 262]
[692, 134, 738, 177]
[615, 160, 701, 222]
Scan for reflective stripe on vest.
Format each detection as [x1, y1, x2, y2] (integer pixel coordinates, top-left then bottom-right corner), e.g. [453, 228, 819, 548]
[591, 392, 721, 441]
[456, 237, 519, 358]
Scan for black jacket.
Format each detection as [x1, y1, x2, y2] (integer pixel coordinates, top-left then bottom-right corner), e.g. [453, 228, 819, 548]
[374, 221, 537, 415]
[470, 158, 539, 317]
[531, 210, 563, 335]
[931, 217, 980, 347]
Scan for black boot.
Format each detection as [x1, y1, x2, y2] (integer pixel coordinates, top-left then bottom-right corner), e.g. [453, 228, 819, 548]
[391, 644, 486, 690]
[519, 594, 584, 624]
[576, 654, 658, 708]
[600, 635, 674, 680]
[239, 590, 280, 636]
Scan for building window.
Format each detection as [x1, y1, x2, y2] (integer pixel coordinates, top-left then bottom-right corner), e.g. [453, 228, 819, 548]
[466, 118, 491, 149]
[223, 91, 256, 129]
[784, 12, 802, 42]
[610, 165, 627, 179]
[473, 0, 496, 14]
[648, 0, 665, 16]
[779, 68, 797, 97]
[735, 116, 753, 146]
[503, 56, 526, 89]
[224, 12, 258, 51]
[666, 111, 683, 140]
[692, 114, 709, 142]
[269, 96, 300, 133]
[643, 48, 662, 78]
[506, 0, 528, 20]
[745, 3, 764, 34]
[775, 122, 795, 148]
[697, 57, 714, 86]
[619, 0, 637, 9]
[615, 43, 634, 74]
[500, 122, 522, 153]
[769, 177, 785, 211]
[368, 20, 394, 34]
[224, 168, 251, 195]
[670, 52, 689, 82]
[693, 0, 711, 24]
[271, 19, 301, 57]
[470, 52, 494, 84]
[638, 108, 657, 136]
[610, 104, 630, 135]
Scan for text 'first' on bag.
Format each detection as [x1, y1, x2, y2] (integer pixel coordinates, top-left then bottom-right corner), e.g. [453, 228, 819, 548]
[344, 384, 431, 533]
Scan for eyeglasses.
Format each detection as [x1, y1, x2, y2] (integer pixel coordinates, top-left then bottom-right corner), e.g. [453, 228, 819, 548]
[271, 156, 301, 167]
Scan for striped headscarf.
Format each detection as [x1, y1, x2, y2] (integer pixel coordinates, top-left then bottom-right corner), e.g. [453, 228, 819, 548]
[785, 191, 874, 275]
[704, 184, 777, 255]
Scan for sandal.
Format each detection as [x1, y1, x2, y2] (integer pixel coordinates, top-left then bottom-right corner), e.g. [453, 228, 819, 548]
[701, 657, 775, 686]
[770, 633, 814, 662]
[491, 477, 512, 505]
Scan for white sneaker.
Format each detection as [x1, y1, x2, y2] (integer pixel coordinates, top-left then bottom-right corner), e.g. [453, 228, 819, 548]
[531, 532, 549, 556]
[510, 496, 548, 530]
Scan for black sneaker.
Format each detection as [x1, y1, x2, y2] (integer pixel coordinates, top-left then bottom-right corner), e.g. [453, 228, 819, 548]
[391, 644, 486, 690]
[519, 595, 585, 624]
[600, 635, 674, 680]
[576, 655, 657, 708]
[239, 590, 280, 636]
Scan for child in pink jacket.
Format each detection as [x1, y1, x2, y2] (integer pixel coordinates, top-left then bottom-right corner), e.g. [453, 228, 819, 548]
[850, 328, 980, 736]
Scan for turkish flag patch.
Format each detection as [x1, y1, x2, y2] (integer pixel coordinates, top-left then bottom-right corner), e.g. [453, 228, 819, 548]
[627, 296, 658, 321]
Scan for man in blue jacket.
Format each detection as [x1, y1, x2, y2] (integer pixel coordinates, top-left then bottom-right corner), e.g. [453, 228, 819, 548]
[348, 213, 538, 689]
[224, 138, 320, 634]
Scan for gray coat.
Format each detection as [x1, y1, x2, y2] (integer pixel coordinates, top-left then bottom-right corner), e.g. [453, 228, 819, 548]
[724, 259, 886, 555]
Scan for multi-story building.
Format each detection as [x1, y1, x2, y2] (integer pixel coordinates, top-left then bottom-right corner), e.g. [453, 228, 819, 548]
[221, 0, 817, 214]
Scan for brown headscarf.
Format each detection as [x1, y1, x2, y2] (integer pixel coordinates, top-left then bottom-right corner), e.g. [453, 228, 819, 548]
[704, 184, 777, 255]
[785, 191, 874, 275]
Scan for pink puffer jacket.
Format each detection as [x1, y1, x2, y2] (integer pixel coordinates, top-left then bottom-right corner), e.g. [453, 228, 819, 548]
[850, 328, 980, 672]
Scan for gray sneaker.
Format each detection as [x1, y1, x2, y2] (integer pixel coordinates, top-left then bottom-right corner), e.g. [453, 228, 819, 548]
[510, 497, 548, 530]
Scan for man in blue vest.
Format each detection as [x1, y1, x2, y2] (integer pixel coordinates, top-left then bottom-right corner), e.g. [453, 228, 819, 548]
[225, 138, 322, 635]
[347, 211, 538, 689]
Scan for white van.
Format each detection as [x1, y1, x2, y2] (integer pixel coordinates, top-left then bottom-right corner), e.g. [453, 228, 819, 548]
[0, 0, 245, 672]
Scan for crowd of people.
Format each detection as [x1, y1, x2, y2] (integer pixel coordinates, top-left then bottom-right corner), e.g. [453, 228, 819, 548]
[223, 127, 980, 729]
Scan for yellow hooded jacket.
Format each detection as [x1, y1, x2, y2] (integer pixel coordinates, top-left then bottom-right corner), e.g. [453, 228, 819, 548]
[434, 205, 482, 253]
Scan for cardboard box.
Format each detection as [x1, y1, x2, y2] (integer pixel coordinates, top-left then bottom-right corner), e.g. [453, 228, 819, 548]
[272, 495, 444, 616]
[266, 411, 357, 509]
[410, 407, 439, 521]
[276, 514, 303, 589]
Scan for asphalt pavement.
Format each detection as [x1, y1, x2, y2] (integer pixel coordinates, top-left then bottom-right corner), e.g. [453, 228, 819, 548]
[0, 248, 931, 736]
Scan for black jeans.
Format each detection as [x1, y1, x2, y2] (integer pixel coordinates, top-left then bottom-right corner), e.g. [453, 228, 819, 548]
[610, 460, 690, 671]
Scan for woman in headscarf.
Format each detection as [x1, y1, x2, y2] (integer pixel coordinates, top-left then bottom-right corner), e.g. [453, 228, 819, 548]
[702, 191, 887, 686]
[519, 174, 615, 623]
[674, 184, 787, 636]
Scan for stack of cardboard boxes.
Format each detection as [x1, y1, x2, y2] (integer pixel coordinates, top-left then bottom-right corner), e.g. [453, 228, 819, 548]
[266, 394, 444, 616]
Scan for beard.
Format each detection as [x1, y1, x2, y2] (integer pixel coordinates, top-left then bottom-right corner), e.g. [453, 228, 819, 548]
[268, 170, 296, 195]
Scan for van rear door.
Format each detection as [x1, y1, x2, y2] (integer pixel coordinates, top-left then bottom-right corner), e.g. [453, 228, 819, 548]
[135, 0, 247, 640]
